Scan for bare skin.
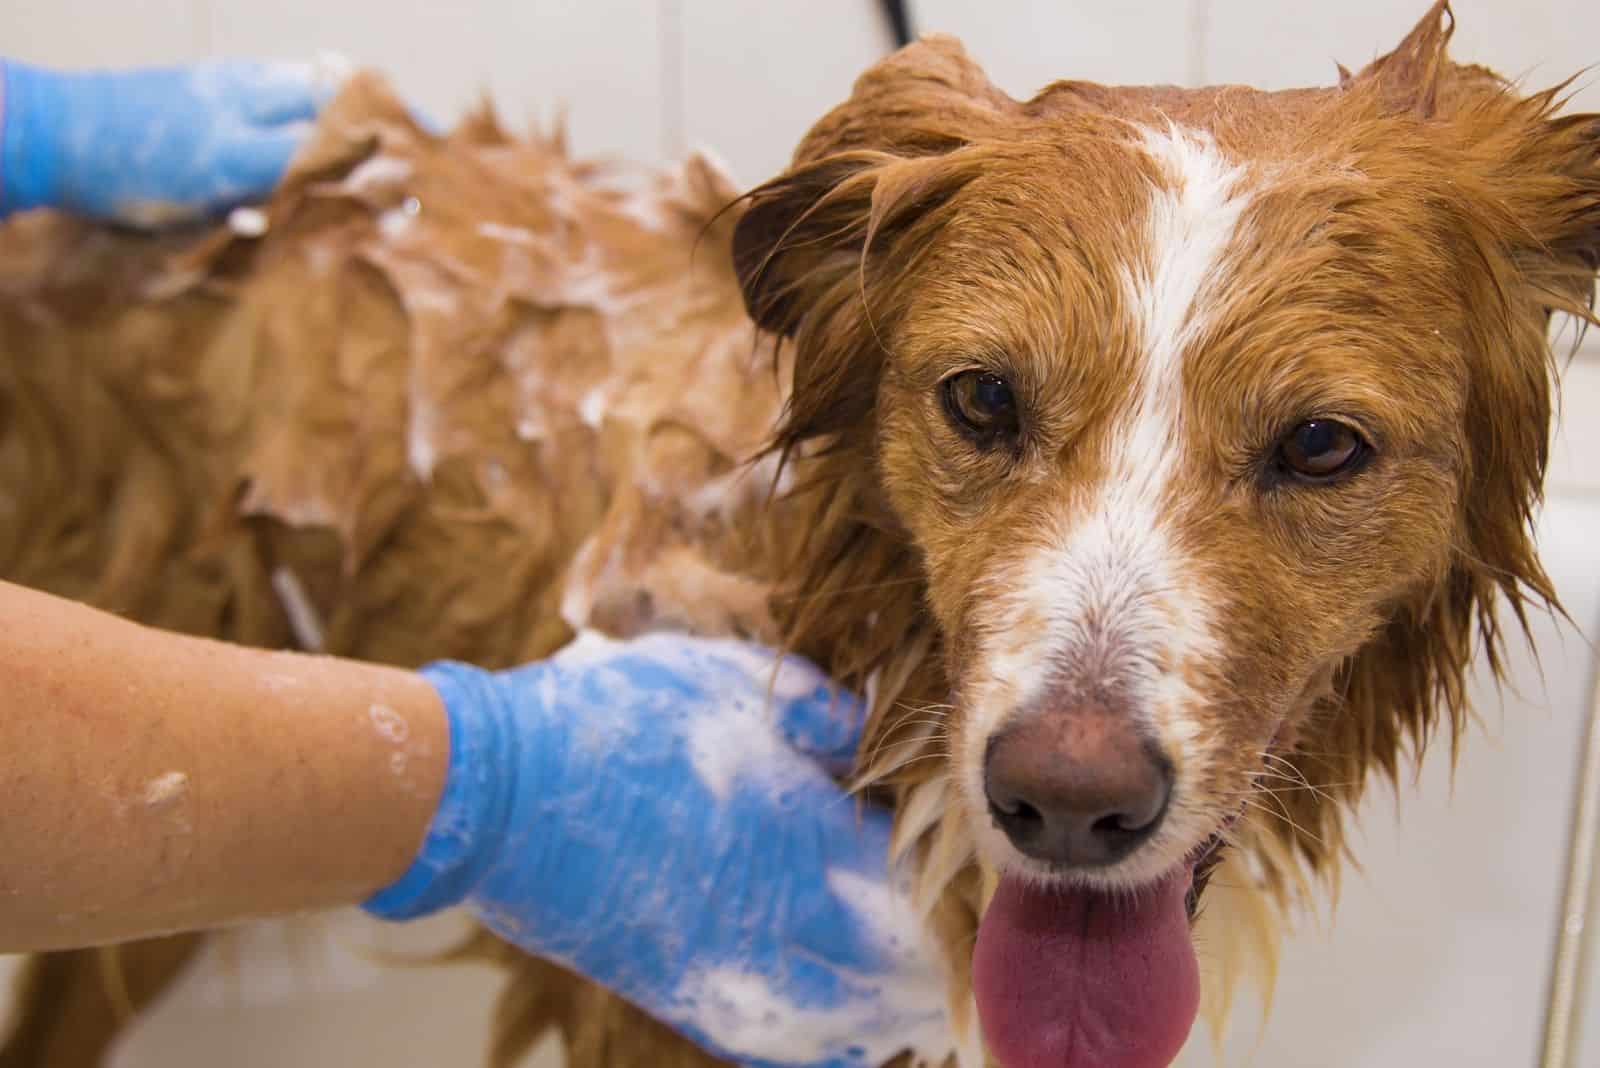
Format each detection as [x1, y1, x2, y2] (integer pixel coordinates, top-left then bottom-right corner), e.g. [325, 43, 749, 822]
[0, 579, 448, 952]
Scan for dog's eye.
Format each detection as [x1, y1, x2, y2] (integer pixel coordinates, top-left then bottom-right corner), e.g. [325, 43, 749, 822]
[943, 371, 1019, 444]
[1277, 419, 1367, 481]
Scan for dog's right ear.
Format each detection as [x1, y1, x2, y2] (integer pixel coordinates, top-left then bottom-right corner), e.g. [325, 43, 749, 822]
[731, 148, 986, 460]
[791, 34, 1016, 164]
[733, 36, 1016, 339]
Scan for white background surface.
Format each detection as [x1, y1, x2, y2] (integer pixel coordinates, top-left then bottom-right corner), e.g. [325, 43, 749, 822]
[3, 2, 1599, 1066]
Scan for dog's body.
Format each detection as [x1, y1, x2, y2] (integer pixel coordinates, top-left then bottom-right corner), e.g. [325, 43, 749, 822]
[3, 4, 1597, 1067]
[0, 73, 794, 1068]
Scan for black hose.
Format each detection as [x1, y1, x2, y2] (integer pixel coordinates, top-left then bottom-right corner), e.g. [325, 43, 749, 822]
[879, 0, 914, 49]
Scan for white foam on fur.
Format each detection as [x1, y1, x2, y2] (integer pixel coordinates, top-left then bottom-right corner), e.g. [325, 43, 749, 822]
[673, 952, 951, 1068]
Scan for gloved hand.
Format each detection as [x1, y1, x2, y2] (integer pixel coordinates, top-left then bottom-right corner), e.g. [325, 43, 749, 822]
[0, 58, 342, 225]
[364, 632, 951, 1068]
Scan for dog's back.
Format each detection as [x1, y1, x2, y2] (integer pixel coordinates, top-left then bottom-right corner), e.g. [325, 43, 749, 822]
[0, 73, 781, 1068]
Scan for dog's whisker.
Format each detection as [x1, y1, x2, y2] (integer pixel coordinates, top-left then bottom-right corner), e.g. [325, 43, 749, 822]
[1241, 797, 1328, 850]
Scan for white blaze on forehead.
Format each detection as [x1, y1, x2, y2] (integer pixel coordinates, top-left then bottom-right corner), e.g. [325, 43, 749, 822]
[1083, 122, 1249, 696]
[1117, 123, 1252, 511]
[962, 126, 1248, 875]
[1128, 125, 1251, 404]
[1003, 123, 1250, 686]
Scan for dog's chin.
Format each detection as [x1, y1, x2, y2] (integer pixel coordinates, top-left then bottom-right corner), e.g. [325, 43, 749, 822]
[967, 816, 1227, 1068]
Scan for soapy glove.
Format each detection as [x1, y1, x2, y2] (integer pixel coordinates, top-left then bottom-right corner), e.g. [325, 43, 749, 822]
[0, 58, 342, 225]
[364, 632, 951, 1068]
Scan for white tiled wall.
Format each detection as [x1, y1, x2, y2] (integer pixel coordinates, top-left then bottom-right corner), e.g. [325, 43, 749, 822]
[3, 3, 1598, 1067]
[9, 2, 1600, 186]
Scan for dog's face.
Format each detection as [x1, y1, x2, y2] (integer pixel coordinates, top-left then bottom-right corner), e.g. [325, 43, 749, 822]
[736, 5, 1596, 1066]
[870, 122, 1476, 892]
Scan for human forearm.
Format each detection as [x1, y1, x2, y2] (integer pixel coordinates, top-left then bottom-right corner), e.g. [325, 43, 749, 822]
[0, 580, 447, 951]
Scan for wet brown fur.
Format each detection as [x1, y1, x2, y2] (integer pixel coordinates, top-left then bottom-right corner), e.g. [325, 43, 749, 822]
[4, 4, 1598, 1065]
[739, 0, 1595, 916]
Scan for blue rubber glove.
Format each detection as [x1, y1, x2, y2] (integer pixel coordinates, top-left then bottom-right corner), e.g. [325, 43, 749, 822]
[363, 632, 951, 1068]
[0, 58, 341, 225]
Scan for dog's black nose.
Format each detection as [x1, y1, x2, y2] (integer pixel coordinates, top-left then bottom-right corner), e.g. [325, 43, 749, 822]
[984, 706, 1171, 868]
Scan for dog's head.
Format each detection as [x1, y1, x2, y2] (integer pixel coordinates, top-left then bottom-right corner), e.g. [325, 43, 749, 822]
[735, 4, 1598, 1065]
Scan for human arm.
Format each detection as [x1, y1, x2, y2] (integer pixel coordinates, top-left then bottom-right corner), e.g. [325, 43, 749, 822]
[0, 578, 448, 949]
[0, 57, 342, 224]
[0, 580, 949, 1066]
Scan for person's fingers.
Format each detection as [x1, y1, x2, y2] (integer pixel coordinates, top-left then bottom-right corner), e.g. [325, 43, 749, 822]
[773, 805, 901, 964]
[617, 634, 866, 764]
[766, 656, 868, 767]
[225, 56, 351, 125]
[217, 122, 312, 196]
[229, 61, 324, 124]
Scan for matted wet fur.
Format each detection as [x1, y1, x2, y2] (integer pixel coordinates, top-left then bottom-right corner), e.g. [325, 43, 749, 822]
[3, 4, 1598, 1065]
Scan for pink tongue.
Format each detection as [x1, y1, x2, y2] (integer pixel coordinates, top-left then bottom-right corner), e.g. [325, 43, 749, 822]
[972, 869, 1200, 1068]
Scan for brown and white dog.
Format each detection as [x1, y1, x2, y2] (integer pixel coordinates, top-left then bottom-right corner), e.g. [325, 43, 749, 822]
[734, 4, 1596, 1063]
[1, 3, 1596, 1067]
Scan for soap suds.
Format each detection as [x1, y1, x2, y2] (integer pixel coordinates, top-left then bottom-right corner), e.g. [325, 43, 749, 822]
[378, 197, 422, 241]
[683, 449, 792, 522]
[684, 698, 779, 803]
[341, 156, 414, 196]
[242, 487, 337, 530]
[671, 958, 952, 1068]
[577, 386, 607, 429]
[406, 380, 440, 479]
[670, 865, 959, 1066]
[270, 566, 326, 652]
[368, 703, 409, 745]
[617, 194, 668, 233]
[387, 750, 418, 797]
[142, 771, 190, 807]
[478, 221, 540, 247]
[677, 658, 849, 800]
[558, 544, 602, 631]
[114, 199, 200, 229]
[228, 206, 269, 237]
